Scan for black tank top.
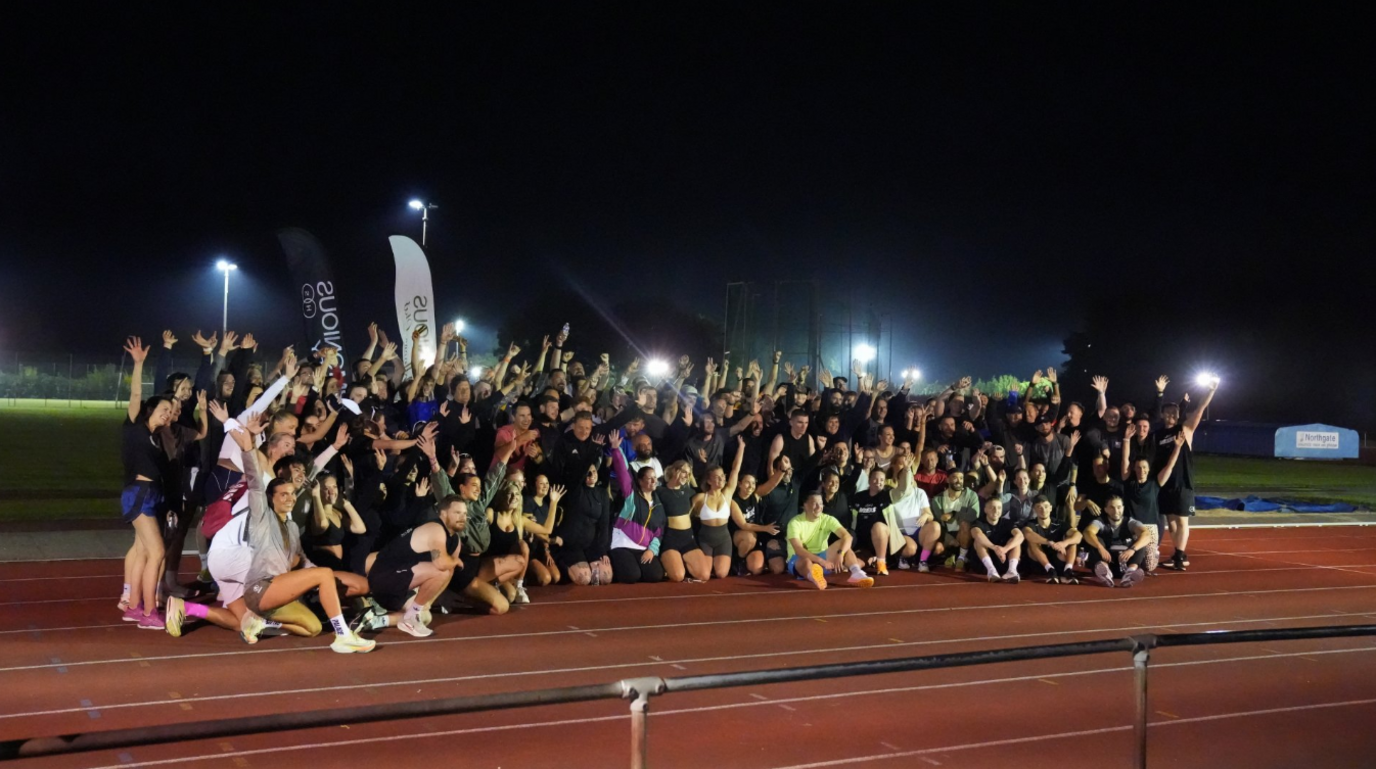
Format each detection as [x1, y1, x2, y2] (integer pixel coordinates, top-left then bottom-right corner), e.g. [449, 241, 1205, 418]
[778, 430, 812, 473]
[373, 524, 459, 572]
[489, 519, 520, 554]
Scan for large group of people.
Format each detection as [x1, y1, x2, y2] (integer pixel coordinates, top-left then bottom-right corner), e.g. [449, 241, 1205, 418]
[115, 322, 1218, 652]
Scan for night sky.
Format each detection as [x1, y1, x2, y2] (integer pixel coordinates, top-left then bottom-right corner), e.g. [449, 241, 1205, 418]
[3, 4, 1374, 423]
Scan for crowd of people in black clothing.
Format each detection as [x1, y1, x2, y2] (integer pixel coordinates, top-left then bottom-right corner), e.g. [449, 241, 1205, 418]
[116, 321, 1219, 652]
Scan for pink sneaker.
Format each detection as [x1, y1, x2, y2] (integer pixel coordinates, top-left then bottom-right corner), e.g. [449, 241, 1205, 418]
[138, 611, 166, 630]
[122, 605, 144, 622]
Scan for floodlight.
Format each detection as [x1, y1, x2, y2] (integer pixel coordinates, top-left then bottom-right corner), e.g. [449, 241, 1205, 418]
[408, 200, 424, 210]
[854, 344, 876, 363]
[1195, 372, 1220, 387]
[454, 319, 466, 333]
[646, 358, 671, 377]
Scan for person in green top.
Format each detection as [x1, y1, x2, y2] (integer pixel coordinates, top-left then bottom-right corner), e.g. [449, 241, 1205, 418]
[931, 471, 981, 571]
[785, 491, 875, 590]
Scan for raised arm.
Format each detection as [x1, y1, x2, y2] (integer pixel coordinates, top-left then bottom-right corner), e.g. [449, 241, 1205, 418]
[1120, 422, 1136, 481]
[1183, 379, 1218, 434]
[123, 336, 149, 422]
[723, 436, 745, 499]
[1091, 376, 1109, 419]
[1156, 431, 1186, 486]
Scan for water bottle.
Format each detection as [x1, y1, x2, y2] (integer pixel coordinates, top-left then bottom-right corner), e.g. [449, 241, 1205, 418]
[561, 323, 570, 338]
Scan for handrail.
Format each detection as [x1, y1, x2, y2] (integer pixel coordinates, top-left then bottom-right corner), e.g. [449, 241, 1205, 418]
[3, 623, 1374, 766]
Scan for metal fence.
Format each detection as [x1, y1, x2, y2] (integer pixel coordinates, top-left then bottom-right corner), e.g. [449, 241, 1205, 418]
[0, 351, 207, 404]
[3, 623, 1371, 766]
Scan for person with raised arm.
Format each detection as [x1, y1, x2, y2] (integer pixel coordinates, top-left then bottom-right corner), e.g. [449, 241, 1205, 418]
[1119, 426, 1187, 574]
[609, 465, 667, 583]
[231, 415, 374, 652]
[360, 490, 469, 637]
[691, 436, 749, 579]
[116, 337, 174, 628]
[1153, 377, 1217, 571]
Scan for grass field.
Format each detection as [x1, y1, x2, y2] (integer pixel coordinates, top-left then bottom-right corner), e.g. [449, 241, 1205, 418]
[1, 402, 1373, 521]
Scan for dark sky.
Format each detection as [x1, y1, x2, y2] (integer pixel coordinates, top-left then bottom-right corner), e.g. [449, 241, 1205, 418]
[3, 4, 1374, 403]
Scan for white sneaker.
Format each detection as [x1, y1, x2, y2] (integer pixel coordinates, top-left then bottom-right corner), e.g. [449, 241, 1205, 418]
[1093, 562, 1115, 588]
[239, 611, 266, 645]
[331, 631, 377, 653]
[398, 616, 434, 637]
[1120, 569, 1146, 588]
[897, 557, 911, 570]
[917, 561, 931, 573]
[1002, 571, 1021, 584]
[514, 584, 531, 604]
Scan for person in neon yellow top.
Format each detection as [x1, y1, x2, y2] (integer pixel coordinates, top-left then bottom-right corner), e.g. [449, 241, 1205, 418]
[786, 492, 875, 590]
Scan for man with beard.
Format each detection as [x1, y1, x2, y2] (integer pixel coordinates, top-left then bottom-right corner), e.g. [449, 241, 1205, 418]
[1022, 493, 1081, 583]
[1027, 414, 1074, 481]
[684, 410, 726, 481]
[492, 401, 539, 473]
[1083, 496, 1154, 588]
[629, 433, 663, 479]
[931, 415, 984, 472]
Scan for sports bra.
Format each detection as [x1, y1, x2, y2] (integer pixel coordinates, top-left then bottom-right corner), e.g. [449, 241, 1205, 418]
[699, 495, 731, 523]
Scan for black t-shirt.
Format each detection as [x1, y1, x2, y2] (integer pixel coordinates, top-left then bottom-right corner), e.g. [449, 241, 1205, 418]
[761, 478, 801, 532]
[976, 515, 1017, 547]
[1082, 477, 1125, 512]
[1152, 425, 1193, 491]
[1122, 477, 1162, 526]
[734, 492, 763, 526]
[655, 484, 695, 520]
[821, 490, 849, 522]
[1027, 517, 1070, 544]
[122, 416, 163, 486]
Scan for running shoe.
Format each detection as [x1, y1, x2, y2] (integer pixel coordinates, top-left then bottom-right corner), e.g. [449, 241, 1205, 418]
[1060, 567, 1079, 585]
[239, 611, 266, 645]
[138, 610, 165, 630]
[117, 597, 131, 612]
[804, 563, 828, 590]
[954, 557, 967, 572]
[165, 596, 186, 638]
[1120, 568, 1146, 588]
[986, 570, 1000, 582]
[356, 610, 390, 633]
[1002, 571, 1021, 584]
[331, 631, 377, 654]
[943, 554, 957, 569]
[917, 561, 931, 573]
[397, 616, 434, 638]
[1045, 573, 1061, 584]
[847, 571, 875, 588]
[514, 584, 531, 604]
[122, 605, 143, 622]
[1178, 550, 1190, 567]
[875, 561, 889, 577]
[897, 557, 911, 570]
[1170, 551, 1188, 571]
[1093, 561, 1115, 588]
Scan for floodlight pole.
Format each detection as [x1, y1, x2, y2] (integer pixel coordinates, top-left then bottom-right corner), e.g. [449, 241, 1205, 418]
[221, 268, 230, 338]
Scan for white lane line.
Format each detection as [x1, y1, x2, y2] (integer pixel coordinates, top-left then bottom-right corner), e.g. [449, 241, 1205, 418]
[4, 583, 1376, 674]
[768, 698, 1376, 768]
[75, 673, 1376, 769]
[6, 583, 1376, 673]
[0, 624, 125, 636]
[1, 611, 1365, 721]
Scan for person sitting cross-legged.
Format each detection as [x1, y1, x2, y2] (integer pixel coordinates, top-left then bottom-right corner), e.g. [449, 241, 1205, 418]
[971, 497, 1024, 583]
[785, 491, 875, 590]
[1083, 495, 1153, 588]
[1021, 493, 1082, 584]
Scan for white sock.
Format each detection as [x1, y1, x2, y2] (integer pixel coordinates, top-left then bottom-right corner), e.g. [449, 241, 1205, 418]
[328, 614, 349, 637]
[1007, 558, 1020, 574]
[848, 564, 865, 578]
[404, 603, 425, 625]
[959, 548, 970, 560]
[980, 556, 996, 574]
[515, 578, 524, 589]
[1043, 562, 1055, 572]
[121, 583, 131, 602]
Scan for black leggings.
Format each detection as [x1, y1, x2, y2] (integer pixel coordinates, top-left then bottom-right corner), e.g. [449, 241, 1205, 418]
[609, 548, 665, 584]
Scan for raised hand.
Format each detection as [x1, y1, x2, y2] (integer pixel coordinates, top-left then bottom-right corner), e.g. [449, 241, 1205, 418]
[368, 322, 379, 344]
[219, 331, 239, 355]
[958, 376, 973, 390]
[1031, 369, 1043, 385]
[240, 333, 257, 351]
[207, 399, 230, 425]
[1091, 375, 1109, 393]
[549, 485, 566, 506]
[123, 336, 149, 363]
[415, 477, 431, 498]
[592, 433, 607, 447]
[772, 350, 782, 364]
[601, 352, 611, 365]
[1044, 368, 1057, 384]
[162, 330, 177, 349]
[380, 342, 398, 361]
[508, 342, 521, 358]
[541, 335, 552, 352]
[562, 351, 574, 364]
[243, 411, 268, 435]
[440, 322, 455, 345]
[1124, 422, 1138, 440]
[333, 422, 350, 450]
[1069, 429, 1081, 451]
[1154, 374, 1170, 393]
[608, 430, 623, 450]
[191, 330, 212, 351]
[195, 389, 207, 413]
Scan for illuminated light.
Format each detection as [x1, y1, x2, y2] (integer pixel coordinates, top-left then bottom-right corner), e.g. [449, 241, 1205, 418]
[408, 199, 424, 210]
[1195, 372, 1220, 387]
[854, 344, 876, 363]
[454, 319, 466, 334]
[470, 365, 483, 379]
[902, 368, 922, 381]
[646, 358, 671, 378]
[216, 259, 237, 271]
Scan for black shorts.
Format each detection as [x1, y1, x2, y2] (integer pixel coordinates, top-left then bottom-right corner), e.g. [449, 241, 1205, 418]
[450, 553, 483, 593]
[660, 527, 701, 555]
[368, 563, 416, 612]
[553, 544, 598, 572]
[854, 513, 885, 548]
[1160, 489, 1196, 517]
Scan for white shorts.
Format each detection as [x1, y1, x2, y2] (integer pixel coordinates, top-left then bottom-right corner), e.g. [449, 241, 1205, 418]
[207, 543, 252, 607]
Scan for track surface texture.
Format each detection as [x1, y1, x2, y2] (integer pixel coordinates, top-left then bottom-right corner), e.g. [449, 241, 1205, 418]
[3, 526, 1376, 768]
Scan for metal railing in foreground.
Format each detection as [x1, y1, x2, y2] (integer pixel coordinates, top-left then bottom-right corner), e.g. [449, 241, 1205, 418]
[2, 624, 1373, 767]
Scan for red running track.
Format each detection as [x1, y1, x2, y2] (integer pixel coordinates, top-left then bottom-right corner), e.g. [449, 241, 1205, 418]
[2, 525, 1376, 768]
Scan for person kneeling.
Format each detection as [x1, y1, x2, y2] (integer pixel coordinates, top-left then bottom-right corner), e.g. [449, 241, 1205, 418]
[1082, 496, 1152, 588]
[786, 492, 874, 590]
[362, 496, 467, 637]
[971, 497, 1024, 583]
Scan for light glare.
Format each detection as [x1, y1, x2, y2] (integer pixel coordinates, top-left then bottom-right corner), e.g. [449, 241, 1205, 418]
[408, 199, 424, 210]
[216, 259, 237, 271]
[854, 344, 876, 363]
[646, 358, 671, 378]
[1196, 372, 1220, 387]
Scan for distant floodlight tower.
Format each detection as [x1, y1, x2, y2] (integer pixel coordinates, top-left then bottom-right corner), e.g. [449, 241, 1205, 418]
[408, 199, 438, 246]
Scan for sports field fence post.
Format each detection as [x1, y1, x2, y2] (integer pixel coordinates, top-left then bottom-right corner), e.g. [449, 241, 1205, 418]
[1130, 636, 1156, 769]
[621, 677, 665, 769]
